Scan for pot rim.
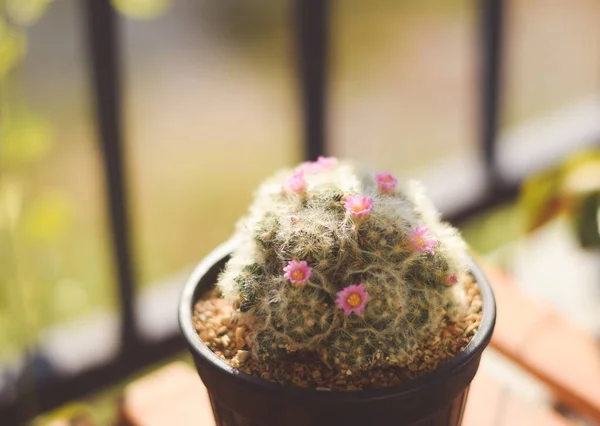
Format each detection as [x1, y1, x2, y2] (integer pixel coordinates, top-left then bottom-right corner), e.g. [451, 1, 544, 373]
[179, 238, 496, 402]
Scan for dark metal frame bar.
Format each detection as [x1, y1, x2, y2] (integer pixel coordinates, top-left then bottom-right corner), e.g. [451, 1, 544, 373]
[84, 0, 139, 354]
[480, 0, 505, 183]
[294, 0, 330, 161]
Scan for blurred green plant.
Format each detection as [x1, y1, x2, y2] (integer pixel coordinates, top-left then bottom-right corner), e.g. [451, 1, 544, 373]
[461, 204, 525, 255]
[520, 149, 600, 248]
[112, 0, 172, 19]
[0, 107, 73, 353]
[0, 16, 27, 79]
[0, 0, 183, 357]
[0, 107, 54, 166]
[1, 1, 68, 353]
[5, 0, 54, 25]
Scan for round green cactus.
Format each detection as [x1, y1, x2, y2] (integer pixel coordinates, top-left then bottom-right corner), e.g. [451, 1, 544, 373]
[218, 158, 469, 371]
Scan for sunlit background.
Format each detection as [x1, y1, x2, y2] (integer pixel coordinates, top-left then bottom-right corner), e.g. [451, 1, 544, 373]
[1, 0, 600, 424]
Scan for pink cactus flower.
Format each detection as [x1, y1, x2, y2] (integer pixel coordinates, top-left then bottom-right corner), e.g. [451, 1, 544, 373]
[297, 161, 321, 173]
[297, 156, 338, 173]
[287, 215, 300, 224]
[286, 171, 306, 194]
[376, 172, 398, 193]
[336, 284, 370, 316]
[344, 195, 373, 218]
[283, 260, 312, 285]
[317, 156, 338, 168]
[410, 226, 439, 255]
[444, 274, 458, 286]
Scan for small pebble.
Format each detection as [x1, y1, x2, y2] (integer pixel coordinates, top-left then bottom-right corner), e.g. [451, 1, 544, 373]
[235, 327, 247, 348]
[464, 322, 480, 336]
[237, 350, 251, 363]
[221, 334, 231, 346]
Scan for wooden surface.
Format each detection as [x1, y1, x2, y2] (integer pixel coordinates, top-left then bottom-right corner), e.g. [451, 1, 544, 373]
[485, 266, 600, 423]
[464, 371, 572, 426]
[120, 363, 215, 426]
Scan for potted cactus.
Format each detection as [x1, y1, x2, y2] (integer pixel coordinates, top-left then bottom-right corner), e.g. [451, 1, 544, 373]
[179, 158, 496, 426]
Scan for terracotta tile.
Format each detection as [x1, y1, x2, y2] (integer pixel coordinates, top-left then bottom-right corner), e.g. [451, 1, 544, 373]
[484, 267, 552, 355]
[464, 362, 572, 426]
[480, 265, 518, 290]
[499, 393, 572, 426]
[120, 362, 215, 426]
[518, 315, 600, 423]
[482, 264, 600, 421]
[463, 372, 504, 426]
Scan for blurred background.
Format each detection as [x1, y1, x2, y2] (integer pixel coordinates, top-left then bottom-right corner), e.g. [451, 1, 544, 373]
[1, 0, 599, 424]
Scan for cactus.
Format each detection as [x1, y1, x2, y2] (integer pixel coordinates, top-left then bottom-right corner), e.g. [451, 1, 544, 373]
[218, 157, 470, 371]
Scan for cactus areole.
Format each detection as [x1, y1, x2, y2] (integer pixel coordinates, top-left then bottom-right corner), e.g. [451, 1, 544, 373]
[179, 158, 496, 426]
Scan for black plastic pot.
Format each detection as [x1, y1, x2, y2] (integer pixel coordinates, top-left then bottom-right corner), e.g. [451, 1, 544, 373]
[179, 239, 496, 426]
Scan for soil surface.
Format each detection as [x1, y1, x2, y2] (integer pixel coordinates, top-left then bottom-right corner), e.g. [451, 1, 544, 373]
[192, 276, 483, 391]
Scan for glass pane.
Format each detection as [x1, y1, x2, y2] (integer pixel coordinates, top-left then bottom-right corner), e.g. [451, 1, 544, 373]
[0, 0, 118, 364]
[121, 0, 300, 288]
[502, 0, 600, 128]
[329, 1, 478, 174]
